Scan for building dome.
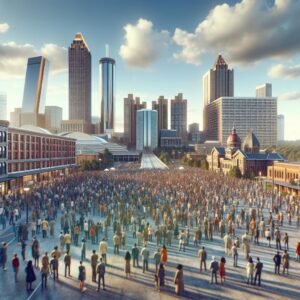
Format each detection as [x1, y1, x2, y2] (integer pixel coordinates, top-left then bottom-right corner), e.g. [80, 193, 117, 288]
[243, 131, 260, 153]
[227, 126, 241, 148]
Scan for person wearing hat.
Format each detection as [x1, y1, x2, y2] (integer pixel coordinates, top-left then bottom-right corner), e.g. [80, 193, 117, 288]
[210, 256, 219, 284]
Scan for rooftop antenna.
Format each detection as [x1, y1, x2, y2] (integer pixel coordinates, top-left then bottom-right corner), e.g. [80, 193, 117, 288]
[105, 44, 109, 57]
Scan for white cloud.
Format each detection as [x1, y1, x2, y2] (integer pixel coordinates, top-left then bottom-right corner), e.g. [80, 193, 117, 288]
[173, 0, 300, 65]
[268, 63, 300, 79]
[278, 91, 300, 101]
[0, 41, 67, 79]
[119, 18, 170, 68]
[0, 22, 9, 33]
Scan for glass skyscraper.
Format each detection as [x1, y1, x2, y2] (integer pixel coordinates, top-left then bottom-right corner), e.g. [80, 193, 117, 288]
[99, 57, 115, 133]
[69, 33, 91, 123]
[136, 109, 158, 151]
[22, 56, 49, 114]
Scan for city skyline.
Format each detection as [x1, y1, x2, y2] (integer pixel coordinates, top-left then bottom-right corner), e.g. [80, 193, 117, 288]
[0, 0, 300, 139]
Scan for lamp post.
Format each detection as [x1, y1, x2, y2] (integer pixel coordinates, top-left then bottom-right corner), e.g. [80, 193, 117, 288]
[24, 187, 30, 224]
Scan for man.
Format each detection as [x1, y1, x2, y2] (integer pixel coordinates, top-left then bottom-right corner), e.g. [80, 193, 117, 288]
[209, 256, 218, 284]
[50, 254, 59, 280]
[12, 253, 19, 282]
[41, 219, 49, 238]
[242, 232, 250, 259]
[141, 245, 150, 273]
[153, 248, 161, 272]
[99, 238, 108, 265]
[73, 224, 80, 246]
[51, 246, 61, 260]
[282, 250, 290, 275]
[254, 257, 263, 286]
[91, 250, 99, 282]
[96, 258, 106, 291]
[41, 252, 50, 288]
[113, 234, 120, 255]
[132, 243, 140, 268]
[232, 243, 238, 267]
[282, 233, 289, 251]
[198, 246, 207, 272]
[64, 231, 71, 253]
[273, 251, 281, 274]
[59, 232, 65, 253]
[64, 250, 71, 277]
[21, 239, 26, 261]
[275, 228, 281, 250]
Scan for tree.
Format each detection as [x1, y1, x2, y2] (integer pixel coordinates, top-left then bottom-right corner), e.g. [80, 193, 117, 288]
[229, 166, 242, 178]
[99, 148, 114, 168]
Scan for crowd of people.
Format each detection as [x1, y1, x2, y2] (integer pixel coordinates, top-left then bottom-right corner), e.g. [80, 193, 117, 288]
[0, 168, 299, 297]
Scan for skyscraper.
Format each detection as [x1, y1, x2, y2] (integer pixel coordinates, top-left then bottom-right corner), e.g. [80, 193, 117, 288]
[0, 93, 7, 121]
[124, 94, 146, 147]
[136, 109, 158, 151]
[45, 106, 62, 133]
[152, 96, 168, 141]
[22, 56, 49, 114]
[171, 93, 187, 144]
[256, 83, 272, 98]
[99, 56, 115, 134]
[277, 115, 284, 141]
[203, 54, 234, 133]
[69, 33, 91, 124]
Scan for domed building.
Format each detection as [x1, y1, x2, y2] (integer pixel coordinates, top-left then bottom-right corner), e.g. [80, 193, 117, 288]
[227, 126, 241, 149]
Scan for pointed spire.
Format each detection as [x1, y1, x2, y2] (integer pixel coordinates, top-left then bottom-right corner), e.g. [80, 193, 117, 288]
[213, 53, 227, 67]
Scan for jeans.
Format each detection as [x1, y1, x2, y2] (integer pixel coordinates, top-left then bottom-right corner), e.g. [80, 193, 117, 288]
[133, 257, 139, 267]
[247, 274, 253, 284]
[97, 275, 105, 290]
[211, 271, 217, 283]
[65, 264, 70, 277]
[254, 272, 261, 286]
[233, 254, 238, 267]
[143, 259, 148, 272]
[41, 273, 48, 288]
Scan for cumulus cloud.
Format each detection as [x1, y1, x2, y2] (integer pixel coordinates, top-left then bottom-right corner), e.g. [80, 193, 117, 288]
[0, 22, 9, 33]
[173, 0, 300, 65]
[278, 91, 300, 101]
[119, 18, 170, 68]
[0, 42, 67, 79]
[268, 63, 300, 79]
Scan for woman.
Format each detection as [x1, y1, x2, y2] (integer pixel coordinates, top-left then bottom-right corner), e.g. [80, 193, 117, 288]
[295, 242, 300, 262]
[156, 263, 165, 292]
[25, 260, 36, 292]
[246, 256, 254, 284]
[124, 251, 131, 278]
[78, 261, 86, 292]
[282, 250, 290, 275]
[219, 257, 226, 284]
[174, 264, 184, 296]
[161, 245, 167, 265]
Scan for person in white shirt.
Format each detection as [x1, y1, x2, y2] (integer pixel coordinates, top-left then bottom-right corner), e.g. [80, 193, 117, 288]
[99, 238, 108, 265]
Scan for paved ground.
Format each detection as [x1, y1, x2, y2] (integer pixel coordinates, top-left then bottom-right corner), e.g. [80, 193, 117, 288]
[141, 153, 169, 170]
[0, 200, 300, 300]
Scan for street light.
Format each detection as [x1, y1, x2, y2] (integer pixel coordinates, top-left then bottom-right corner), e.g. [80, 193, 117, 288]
[24, 187, 30, 224]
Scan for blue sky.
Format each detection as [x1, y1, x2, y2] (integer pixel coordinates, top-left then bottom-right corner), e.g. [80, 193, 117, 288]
[0, 0, 299, 139]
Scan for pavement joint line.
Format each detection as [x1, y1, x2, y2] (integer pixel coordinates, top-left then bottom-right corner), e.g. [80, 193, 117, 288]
[26, 281, 42, 300]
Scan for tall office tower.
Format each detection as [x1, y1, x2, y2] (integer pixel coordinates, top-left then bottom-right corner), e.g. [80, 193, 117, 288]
[277, 115, 285, 141]
[171, 93, 187, 144]
[203, 54, 234, 133]
[152, 96, 168, 132]
[45, 106, 63, 133]
[256, 83, 272, 98]
[69, 33, 91, 124]
[136, 109, 158, 151]
[99, 53, 115, 134]
[188, 123, 199, 134]
[124, 94, 146, 147]
[0, 93, 7, 120]
[22, 56, 49, 114]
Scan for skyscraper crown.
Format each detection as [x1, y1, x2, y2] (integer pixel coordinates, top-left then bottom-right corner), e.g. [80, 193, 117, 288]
[213, 54, 227, 67]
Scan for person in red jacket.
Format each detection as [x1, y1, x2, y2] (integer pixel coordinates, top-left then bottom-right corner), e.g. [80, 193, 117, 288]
[296, 242, 300, 262]
[12, 253, 20, 282]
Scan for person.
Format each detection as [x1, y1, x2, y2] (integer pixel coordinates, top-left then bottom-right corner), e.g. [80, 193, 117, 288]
[153, 248, 161, 272]
[64, 231, 71, 252]
[246, 256, 254, 285]
[254, 257, 263, 286]
[81, 239, 86, 261]
[232, 243, 238, 267]
[96, 257, 106, 291]
[59, 232, 65, 253]
[25, 260, 36, 292]
[124, 250, 131, 278]
[156, 263, 165, 292]
[174, 264, 184, 296]
[113, 234, 120, 254]
[31, 238, 40, 269]
[12, 253, 20, 282]
[198, 246, 207, 272]
[296, 242, 300, 262]
[282, 233, 289, 251]
[275, 228, 281, 250]
[282, 250, 290, 275]
[50, 254, 59, 280]
[99, 238, 108, 265]
[132, 243, 140, 268]
[141, 245, 150, 273]
[64, 250, 71, 277]
[1, 242, 8, 271]
[78, 261, 86, 292]
[219, 257, 226, 284]
[160, 245, 167, 265]
[41, 252, 50, 288]
[21, 239, 26, 261]
[273, 251, 281, 274]
[210, 256, 219, 284]
[265, 228, 271, 247]
[91, 250, 98, 282]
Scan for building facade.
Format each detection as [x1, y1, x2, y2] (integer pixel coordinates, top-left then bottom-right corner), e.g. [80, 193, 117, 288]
[203, 54, 234, 133]
[0, 93, 7, 121]
[10, 108, 22, 127]
[99, 57, 115, 134]
[69, 33, 91, 125]
[61, 120, 93, 134]
[136, 109, 158, 151]
[152, 96, 168, 140]
[0, 121, 8, 192]
[256, 83, 272, 98]
[277, 114, 285, 142]
[160, 129, 182, 148]
[45, 106, 63, 133]
[124, 94, 146, 147]
[171, 93, 187, 144]
[205, 96, 277, 147]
